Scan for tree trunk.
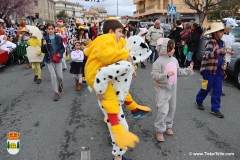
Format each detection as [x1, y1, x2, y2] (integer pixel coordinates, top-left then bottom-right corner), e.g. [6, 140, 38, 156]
[198, 12, 205, 27]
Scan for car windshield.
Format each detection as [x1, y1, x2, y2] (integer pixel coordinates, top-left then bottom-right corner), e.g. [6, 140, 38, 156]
[231, 26, 240, 42]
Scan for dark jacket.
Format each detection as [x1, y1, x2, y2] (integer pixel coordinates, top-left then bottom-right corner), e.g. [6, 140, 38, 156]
[168, 26, 183, 44]
[168, 29, 175, 39]
[41, 34, 65, 63]
[186, 26, 203, 52]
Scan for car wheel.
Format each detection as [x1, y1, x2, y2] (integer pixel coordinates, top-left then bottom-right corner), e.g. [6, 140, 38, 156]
[235, 66, 240, 90]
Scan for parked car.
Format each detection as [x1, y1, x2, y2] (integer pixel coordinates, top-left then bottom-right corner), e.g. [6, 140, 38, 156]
[196, 26, 240, 89]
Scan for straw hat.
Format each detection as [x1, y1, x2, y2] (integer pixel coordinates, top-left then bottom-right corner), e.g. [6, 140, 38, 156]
[78, 26, 87, 30]
[20, 27, 28, 32]
[204, 23, 232, 35]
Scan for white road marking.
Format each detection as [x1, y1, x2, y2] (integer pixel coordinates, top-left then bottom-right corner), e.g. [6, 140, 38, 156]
[81, 151, 91, 160]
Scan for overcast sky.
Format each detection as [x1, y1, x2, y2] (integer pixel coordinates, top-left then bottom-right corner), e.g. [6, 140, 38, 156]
[71, 0, 135, 16]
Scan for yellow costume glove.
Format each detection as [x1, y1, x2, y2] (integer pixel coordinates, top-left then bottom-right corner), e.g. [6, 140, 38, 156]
[135, 105, 151, 112]
[134, 64, 138, 70]
[110, 124, 139, 150]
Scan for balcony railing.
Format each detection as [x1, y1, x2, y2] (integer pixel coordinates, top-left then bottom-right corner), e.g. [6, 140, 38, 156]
[146, 5, 154, 10]
[133, 4, 194, 17]
[139, 8, 145, 14]
[133, 0, 142, 4]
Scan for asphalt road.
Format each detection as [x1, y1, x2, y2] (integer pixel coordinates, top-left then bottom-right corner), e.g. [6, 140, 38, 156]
[0, 62, 240, 160]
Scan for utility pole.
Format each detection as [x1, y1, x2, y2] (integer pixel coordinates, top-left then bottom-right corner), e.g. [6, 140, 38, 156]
[171, 0, 173, 23]
[117, 0, 118, 16]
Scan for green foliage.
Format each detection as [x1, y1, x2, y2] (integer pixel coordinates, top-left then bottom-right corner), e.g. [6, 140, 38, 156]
[208, 2, 240, 20]
[56, 10, 67, 22]
[182, 0, 240, 25]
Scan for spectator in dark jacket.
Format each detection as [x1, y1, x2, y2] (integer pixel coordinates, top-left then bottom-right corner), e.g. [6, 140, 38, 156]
[185, 23, 203, 66]
[169, 20, 183, 62]
[168, 23, 176, 40]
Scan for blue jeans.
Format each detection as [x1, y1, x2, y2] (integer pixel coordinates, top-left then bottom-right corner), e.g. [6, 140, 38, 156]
[149, 45, 158, 62]
[24, 56, 29, 64]
[186, 51, 194, 62]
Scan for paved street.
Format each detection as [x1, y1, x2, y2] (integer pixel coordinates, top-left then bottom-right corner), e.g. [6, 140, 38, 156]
[0, 62, 240, 160]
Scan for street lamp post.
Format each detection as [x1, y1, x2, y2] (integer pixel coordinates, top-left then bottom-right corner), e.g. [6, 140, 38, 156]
[171, 0, 173, 23]
[117, 0, 118, 16]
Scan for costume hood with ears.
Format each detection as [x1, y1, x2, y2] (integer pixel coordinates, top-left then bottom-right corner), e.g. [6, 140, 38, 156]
[125, 35, 152, 64]
[156, 38, 170, 58]
[137, 28, 148, 37]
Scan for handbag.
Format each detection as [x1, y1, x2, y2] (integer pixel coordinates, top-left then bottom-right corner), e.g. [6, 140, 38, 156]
[52, 52, 61, 63]
[65, 54, 70, 61]
[183, 45, 188, 56]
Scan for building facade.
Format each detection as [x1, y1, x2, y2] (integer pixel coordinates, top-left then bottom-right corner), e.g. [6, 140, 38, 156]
[133, 0, 240, 28]
[32, 0, 56, 24]
[55, 0, 84, 19]
[133, 0, 198, 23]
[84, 7, 108, 26]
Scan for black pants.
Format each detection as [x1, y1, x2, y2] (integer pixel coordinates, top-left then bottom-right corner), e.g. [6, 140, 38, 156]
[179, 46, 186, 67]
[174, 45, 180, 61]
[82, 59, 87, 77]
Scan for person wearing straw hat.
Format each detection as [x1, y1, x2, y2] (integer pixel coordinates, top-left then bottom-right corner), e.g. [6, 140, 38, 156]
[16, 27, 30, 67]
[195, 23, 234, 118]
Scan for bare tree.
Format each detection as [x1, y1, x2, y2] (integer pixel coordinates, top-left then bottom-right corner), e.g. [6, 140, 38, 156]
[0, 0, 34, 21]
[182, 0, 239, 26]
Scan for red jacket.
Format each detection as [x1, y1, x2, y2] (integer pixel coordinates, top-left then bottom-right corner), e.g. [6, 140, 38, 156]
[179, 28, 191, 46]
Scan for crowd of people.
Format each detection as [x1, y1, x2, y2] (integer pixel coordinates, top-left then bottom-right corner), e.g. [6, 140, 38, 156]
[0, 15, 238, 160]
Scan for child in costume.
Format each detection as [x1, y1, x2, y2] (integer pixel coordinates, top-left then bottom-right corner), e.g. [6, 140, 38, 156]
[71, 26, 89, 83]
[56, 20, 68, 71]
[102, 21, 151, 119]
[26, 26, 44, 84]
[152, 38, 194, 142]
[17, 27, 30, 67]
[70, 41, 84, 91]
[195, 23, 234, 118]
[85, 20, 151, 160]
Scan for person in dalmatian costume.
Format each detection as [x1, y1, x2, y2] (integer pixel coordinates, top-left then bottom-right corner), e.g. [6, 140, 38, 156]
[6, 20, 18, 43]
[56, 20, 68, 71]
[67, 17, 77, 51]
[116, 36, 152, 119]
[84, 19, 151, 160]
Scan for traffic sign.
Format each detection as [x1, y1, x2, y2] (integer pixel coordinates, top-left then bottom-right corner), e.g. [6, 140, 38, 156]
[168, 6, 177, 15]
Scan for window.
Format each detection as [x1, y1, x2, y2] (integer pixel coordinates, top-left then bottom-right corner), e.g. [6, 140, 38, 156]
[34, 0, 38, 6]
[35, 13, 39, 19]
